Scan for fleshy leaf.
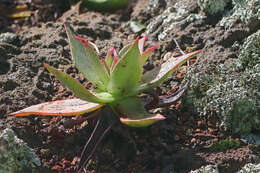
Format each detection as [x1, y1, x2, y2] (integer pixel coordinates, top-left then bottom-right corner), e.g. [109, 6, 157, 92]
[110, 97, 165, 127]
[65, 25, 109, 90]
[137, 50, 202, 93]
[120, 114, 165, 127]
[45, 64, 114, 103]
[9, 99, 102, 117]
[118, 44, 131, 58]
[74, 36, 100, 54]
[107, 38, 141, 95]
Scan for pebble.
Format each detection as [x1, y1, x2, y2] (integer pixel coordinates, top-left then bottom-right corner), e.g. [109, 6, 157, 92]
[0, 32, 18, 44]
[174, 134, 180, 141]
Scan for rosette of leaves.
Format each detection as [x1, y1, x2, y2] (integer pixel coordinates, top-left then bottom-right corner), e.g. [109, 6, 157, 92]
[10, 24, 202, 172]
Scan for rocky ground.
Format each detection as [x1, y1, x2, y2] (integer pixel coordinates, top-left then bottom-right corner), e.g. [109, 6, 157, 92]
[0, 0, 259, 172]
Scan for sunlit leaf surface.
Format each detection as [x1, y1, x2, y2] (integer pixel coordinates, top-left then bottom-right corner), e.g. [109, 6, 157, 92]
[111, 97, 165, 127]
[138, 50, 202, 93]
[45, 64, 113, 103]
[108, 39, 141, 95]
[65, 25, 109, 90]
[10, 99, 103, 117]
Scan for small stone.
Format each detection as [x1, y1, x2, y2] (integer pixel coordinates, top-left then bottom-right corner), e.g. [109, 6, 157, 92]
[40, 148, 50, 157]
[130, 21, 146, 33]
[71, 157, 80, 165]
[174, 134, 180, 141]
[191, 138, 196, 143]
[51, 165, 63, 172]
[190, 164, 219, 173]
[0, 32, 18, 44]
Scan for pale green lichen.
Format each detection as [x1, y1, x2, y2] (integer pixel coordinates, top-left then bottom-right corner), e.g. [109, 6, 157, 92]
[0, 33, 18, 44]
[238, 163, 260, 173]
[220, 0, 260, 30]
[144, 1, 205, 40]
[0, 128, 41, 173]
[190, 165, 219, 173]
[198, 0, 231, 15]
[183, 30, 260, 134]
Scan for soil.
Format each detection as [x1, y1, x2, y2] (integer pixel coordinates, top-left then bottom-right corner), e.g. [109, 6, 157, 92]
[0, 0, 259, 173]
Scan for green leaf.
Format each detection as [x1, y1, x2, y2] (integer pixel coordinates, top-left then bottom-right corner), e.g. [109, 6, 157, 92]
[137, 50, 202, 93]
[107, 38, 141, 96]
[9, 99, 102, 116]
[65, 25, 109, 90]
[120, 114, 165, 127]
[45, 64, 114, 103]
[110, 97, 165, 127]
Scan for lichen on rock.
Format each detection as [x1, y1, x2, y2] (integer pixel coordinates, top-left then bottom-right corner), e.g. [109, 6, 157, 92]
[197, 0, 231, 15]
[183, 30, 260, 134]
[0, 33, 18, 44]
[0, 128, 41, 173]
[220, 0, 260, 31]
[144, 0, 204, 40]
[190, 164, 219, 173]
[237, 163, 260, 173]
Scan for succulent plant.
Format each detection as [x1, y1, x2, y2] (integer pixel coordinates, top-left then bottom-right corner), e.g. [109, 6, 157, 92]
[10, 25, 202, 127]
[10, 24, 201, 172]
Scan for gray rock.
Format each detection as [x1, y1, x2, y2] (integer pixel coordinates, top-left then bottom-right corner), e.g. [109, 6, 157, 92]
[241, 133, 260, 146]
[220, 0, 260, 31]
[0, 128, 41, 173]
[198, 0, 231, 15]
[144, 1, 203, 40]
[190, 165, 219, 173]
[237, 163, 260, 173]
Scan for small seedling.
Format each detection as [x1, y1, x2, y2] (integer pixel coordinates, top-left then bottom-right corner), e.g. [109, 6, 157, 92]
[10, 24, 202, 172]
[211, 139, 240, 151]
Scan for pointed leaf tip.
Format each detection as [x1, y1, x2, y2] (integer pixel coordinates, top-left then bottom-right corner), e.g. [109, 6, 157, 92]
[74, 35, 87, 44]
[137, 49, 202, 93]
[138, 36, 149, 53]
[65, 25, 109, 90]
[111, 97, 165, 127]
[140, 44, 159, 65]
[120, 114, 165, 127]
[108, 38, 141, 95]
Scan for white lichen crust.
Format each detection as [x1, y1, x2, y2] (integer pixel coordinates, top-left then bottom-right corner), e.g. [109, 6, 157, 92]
[0, 128, 41, 173]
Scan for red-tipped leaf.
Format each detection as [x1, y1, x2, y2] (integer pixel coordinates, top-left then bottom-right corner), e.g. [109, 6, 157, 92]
[137, 49, 203, 93]
[65, 24, 109, 90]
[111, 97, 165, 127]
